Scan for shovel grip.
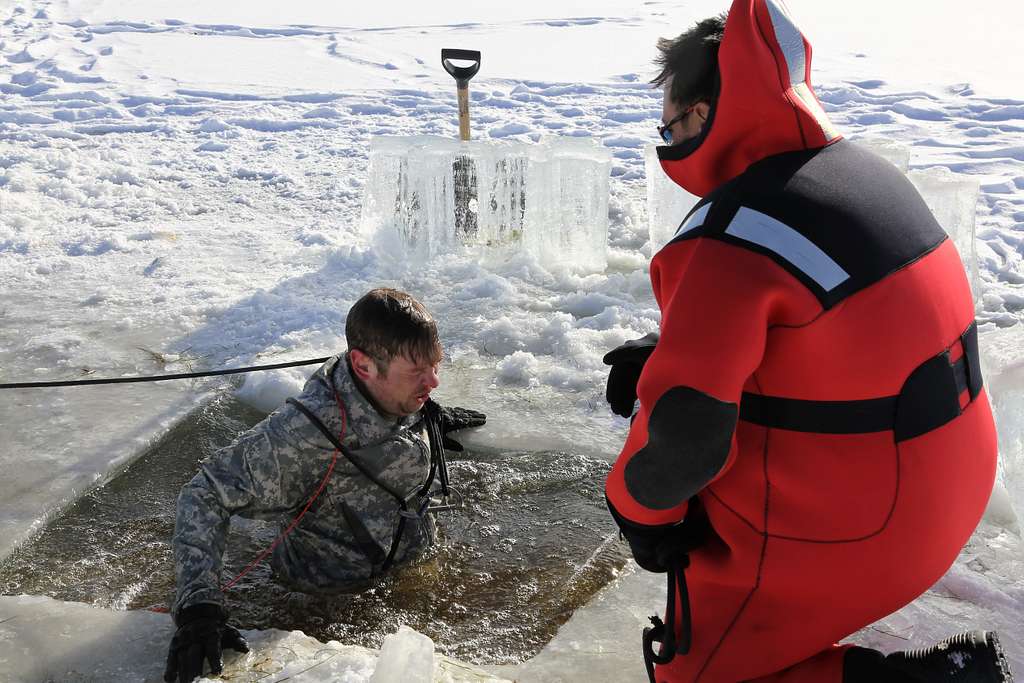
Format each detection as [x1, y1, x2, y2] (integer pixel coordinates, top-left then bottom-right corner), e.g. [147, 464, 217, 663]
[441, 48, 481, 88]
[457, 86, 470, 141]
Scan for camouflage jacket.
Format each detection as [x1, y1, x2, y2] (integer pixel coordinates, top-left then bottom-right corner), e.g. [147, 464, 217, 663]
[172, 354, 436, 618]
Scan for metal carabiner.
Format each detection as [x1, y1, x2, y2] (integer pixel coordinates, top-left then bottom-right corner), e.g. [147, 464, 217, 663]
[426, 488, 465, 514]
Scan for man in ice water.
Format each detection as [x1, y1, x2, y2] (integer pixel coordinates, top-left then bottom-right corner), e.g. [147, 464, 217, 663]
[603, 2, 1011, 681]
[164, 288, 485, 683]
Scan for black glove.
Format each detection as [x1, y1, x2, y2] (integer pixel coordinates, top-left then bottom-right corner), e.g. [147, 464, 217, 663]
[437, 404, 487, 451]
[164, 604, 249, 683]
[608, 497, 709, 573]
[603, 332, 659, 418]
[620, 523, 700, 573]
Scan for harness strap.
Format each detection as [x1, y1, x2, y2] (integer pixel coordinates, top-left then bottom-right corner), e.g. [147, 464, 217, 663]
[286, 396, 442, 572]
[286, 397, 410, 505]
[383, 517, 406, 571]
[739, 321, 982, 442]
[423, 399, 451, 499]
[338, 499, 387, 566]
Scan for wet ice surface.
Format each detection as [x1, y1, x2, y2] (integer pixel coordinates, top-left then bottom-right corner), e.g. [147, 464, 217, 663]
[844, 519, 1024, 667]
[0, 393, 628, 666]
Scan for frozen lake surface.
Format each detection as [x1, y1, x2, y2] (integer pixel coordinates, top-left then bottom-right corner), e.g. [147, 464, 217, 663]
[2, 0, 1023, 680]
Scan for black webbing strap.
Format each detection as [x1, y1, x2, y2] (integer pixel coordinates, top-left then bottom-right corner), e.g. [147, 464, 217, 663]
[286, 397, 430, 572]
[738, 321, 982, 442]
[739, 393, 897, 434]
[422, 400, 451, 499]
[338, 500, 387, 566]
[635, 498, 709, 683]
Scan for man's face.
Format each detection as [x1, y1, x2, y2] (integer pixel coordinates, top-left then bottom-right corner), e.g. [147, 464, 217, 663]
[661, 77, 708, 146]
[360, 352, 440, 418]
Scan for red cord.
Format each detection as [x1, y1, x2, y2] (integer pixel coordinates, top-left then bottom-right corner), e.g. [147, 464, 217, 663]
[220, 391, 348, 591]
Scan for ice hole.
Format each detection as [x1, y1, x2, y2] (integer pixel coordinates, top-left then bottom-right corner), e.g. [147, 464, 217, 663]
[0, 391, 628, 666]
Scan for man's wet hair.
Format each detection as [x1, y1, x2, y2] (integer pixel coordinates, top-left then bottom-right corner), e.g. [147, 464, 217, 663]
[346, 288, 442, 373]
[652, 13, 727, 107]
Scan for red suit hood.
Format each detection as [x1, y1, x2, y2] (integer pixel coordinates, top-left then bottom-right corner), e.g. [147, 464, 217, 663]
[658, 0, 841, 197]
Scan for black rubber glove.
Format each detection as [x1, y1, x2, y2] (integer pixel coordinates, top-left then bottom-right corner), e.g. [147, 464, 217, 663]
[608, 497, 710, 573]
[620, 522, 701, 573]
[164, 604, 249, 683]
[602, 332, 659, 418]
[438, 404, 487, 451]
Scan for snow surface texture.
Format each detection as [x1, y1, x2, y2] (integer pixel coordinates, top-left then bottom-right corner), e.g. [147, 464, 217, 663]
[1, 0, 1023, 680]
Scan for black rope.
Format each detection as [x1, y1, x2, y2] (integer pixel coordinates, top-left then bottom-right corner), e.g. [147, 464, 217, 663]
[642, 558, 693, 683]
[0, 357, 331, 390]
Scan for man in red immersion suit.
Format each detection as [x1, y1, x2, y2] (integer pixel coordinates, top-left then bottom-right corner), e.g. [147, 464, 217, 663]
[603, 2, 1014, 682]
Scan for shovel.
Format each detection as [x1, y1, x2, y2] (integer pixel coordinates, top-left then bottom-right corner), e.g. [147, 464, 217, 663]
[442, 48, 481, 238]
[442, 48, 481, 140]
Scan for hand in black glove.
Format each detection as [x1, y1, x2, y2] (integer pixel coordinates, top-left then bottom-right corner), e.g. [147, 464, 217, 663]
[164, 604, 249, 683]
[438, 404, 487, 451]
[620, 522, 700, 573]
[608, 498, 710, 573]
[602, 332, 659, 418]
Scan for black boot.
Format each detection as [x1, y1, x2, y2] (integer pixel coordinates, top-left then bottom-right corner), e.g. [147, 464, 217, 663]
[844, 631, 1014, 682]
[888, 631, 1014, 683]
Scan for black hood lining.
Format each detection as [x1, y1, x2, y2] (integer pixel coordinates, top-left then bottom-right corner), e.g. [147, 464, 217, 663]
[656, 72, 722, 162]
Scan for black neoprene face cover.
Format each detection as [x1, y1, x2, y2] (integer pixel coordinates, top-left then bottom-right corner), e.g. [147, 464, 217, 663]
[656, 73, 721, 163]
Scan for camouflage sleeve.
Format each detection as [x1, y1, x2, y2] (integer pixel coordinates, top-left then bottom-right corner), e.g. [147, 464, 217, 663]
[171, 404, 332, 616]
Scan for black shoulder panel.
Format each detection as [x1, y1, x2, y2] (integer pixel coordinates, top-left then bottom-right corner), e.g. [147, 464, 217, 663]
[624, 386, 738, 511]
[668, 140, 948, 309]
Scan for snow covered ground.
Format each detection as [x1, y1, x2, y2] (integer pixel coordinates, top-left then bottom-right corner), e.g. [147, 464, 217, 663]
[1, 0, 1023, 680]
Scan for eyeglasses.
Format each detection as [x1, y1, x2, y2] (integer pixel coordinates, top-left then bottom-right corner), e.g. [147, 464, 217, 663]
[657, 104, 696, 145]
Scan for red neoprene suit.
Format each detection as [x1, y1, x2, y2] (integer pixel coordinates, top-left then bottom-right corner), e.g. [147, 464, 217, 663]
[605, 1, 998, 681]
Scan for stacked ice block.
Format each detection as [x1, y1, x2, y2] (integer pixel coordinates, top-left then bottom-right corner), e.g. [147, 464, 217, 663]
[644, 143, 700, 250]
[851, 139, 980, 299]
[360, 136, 612, 271]
[855, 137, 911, 172]
[907, 166, 981, 299]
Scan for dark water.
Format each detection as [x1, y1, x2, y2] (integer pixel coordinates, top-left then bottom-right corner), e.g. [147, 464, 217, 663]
[0, 393, 628, 664]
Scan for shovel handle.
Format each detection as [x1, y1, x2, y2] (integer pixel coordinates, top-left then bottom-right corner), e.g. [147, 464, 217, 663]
[443, 48, 480, 141]
[456, 87, 471, 141]
[441, 48, 481, 87]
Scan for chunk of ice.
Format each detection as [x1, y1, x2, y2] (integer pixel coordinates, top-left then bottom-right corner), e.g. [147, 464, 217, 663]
[644, 143, 700, 251]
[834, 139, 980, 300]
[369, 625, 436, 683]
[854, 137, 911, 172]
[360, 136, 611, 271]
[0, 596, 508, 683]
[980, 324, 1024, 532]
[486, 562, 659, 683]
[908, 166, 980, 300]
